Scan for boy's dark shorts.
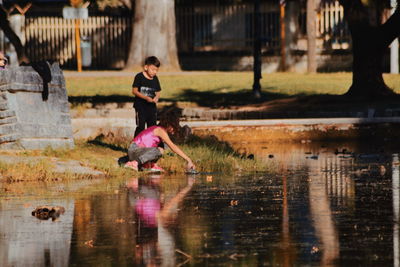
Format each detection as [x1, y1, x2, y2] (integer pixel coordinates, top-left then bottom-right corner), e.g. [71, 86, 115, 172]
[128, 143, 162, 164]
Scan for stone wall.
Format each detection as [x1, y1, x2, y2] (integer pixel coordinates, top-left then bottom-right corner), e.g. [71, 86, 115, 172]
[0, 63, 74, 149]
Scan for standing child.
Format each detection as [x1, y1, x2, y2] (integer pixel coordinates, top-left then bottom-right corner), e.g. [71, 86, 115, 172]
[132, 56, 162, 137]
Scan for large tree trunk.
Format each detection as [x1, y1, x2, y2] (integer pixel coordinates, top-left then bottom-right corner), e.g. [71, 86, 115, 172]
[339, 0, 400, 98]
[346, 25, 393, 97]
[125, 0, 180, 71]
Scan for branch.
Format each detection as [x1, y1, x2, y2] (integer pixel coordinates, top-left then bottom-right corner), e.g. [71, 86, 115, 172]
[0, 6, 29, 64]
[380, 8, 400, 47]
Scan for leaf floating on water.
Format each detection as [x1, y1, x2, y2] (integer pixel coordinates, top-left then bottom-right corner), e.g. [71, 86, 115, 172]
[115, 218, 125, 223]
[206, 176, 213, 182]
[84, 240, 94, 248]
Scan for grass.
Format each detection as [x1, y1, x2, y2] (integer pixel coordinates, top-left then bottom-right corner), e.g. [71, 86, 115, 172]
[0, 135, 273, 184]
[65, 72, 400, 110]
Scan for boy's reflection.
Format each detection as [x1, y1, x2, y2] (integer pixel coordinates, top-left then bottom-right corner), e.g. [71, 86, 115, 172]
[127, 175, 195, 266]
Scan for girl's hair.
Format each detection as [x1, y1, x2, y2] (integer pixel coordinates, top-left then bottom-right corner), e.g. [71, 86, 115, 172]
[158, 109, 180, 130]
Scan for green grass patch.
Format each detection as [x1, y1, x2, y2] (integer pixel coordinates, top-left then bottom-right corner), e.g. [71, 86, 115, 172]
[65, 72, 400, 108]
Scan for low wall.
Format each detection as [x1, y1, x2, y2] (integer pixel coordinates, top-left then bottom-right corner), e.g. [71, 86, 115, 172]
[0, 63, 74, 149]
[188, 118, 400, 144]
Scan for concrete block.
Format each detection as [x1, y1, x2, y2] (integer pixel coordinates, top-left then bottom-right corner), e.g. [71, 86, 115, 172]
[18, 138, 74, 150]
[0, 63, 74, 150]
[0, 133, 20, 143]
[0, 117, 17, 125]
[0, 110, 16, 118]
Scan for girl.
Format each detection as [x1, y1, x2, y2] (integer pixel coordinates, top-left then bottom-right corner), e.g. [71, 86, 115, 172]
[125, 117, 195, 172]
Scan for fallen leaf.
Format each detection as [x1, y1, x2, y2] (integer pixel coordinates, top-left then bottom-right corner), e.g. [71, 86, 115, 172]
[84, 240, 94, 248]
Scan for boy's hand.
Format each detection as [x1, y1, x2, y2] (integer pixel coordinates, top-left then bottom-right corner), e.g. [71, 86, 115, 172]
[153, 96, 159, 103]
[145, 96, 154, 103]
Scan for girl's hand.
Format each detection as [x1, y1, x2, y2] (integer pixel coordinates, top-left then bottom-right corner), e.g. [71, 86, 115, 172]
[187, 160, 195, 170]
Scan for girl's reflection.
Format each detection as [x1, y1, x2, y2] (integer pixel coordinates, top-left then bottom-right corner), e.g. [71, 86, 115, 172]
[127, 175, 195, 266]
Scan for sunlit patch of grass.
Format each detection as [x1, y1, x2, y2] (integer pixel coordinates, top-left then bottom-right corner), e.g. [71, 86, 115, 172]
[0, 160, 76, 183]
[159, 138, 274, 174]
[0, 133, 275, 183]
[92, 132, 275, 173]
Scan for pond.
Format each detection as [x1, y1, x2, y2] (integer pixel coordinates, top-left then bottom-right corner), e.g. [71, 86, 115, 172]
[1, 140, 400, 266]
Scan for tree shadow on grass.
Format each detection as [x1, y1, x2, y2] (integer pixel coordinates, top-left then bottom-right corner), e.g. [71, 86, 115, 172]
[256, 93, 400, 114]
[68, 87, 291, 109]
[87, 134, 127, 153]
[69, 95, 133, 108]
[68, 88, 400, 114]
[172, 87, 289, 108]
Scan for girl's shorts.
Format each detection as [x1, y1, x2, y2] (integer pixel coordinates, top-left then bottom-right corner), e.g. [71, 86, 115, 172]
[128, 143, 162, 164]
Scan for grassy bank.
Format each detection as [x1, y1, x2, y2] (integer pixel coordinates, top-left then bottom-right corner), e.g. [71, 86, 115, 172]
[0, 136, 273, 182]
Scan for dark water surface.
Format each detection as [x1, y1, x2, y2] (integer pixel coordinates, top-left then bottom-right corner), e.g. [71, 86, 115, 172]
[1, 141, 400, 266]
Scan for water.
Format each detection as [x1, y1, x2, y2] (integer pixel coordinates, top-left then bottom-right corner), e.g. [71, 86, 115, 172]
[1, 141, 399, 266]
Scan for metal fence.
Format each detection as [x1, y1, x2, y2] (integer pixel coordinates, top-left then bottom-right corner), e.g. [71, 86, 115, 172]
[176, 0, 351, 53]
[24, 16, 131, 69]
[176, 2, 281, 53]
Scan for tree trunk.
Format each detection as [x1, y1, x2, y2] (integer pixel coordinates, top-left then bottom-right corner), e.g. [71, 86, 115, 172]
[284, 0, 300, 71]
[346, 26, 394, 98]
[339, 0, 400, 98]
[125, 0, 180, 71]
[307, 0, 317, 73]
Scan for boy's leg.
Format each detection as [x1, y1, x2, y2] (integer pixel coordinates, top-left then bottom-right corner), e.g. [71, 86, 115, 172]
[134, 110, 146, 137]
[145, 105, 157, 127]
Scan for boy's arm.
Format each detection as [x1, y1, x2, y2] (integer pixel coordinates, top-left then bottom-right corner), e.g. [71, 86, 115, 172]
[132, 87, 154, 103]
[153, 91, 161, 103]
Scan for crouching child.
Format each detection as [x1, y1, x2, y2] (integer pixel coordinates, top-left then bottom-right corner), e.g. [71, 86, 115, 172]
[124, 118, 195, 172]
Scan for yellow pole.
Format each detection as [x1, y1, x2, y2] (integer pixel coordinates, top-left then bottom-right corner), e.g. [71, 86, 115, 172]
[75, 18, 82, 72]
[280, 3, 286, 71]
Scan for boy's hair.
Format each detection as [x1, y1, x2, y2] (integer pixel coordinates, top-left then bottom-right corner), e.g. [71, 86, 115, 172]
[144, 56, 161, 68]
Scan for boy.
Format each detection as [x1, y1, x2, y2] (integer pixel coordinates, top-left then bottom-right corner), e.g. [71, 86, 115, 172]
[132, 56, 162, 137]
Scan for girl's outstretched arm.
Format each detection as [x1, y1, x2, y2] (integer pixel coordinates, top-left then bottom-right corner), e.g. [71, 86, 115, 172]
[154, 127, 195, 170]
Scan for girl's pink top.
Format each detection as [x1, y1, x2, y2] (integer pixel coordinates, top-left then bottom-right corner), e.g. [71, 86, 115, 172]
[133, 126, 162, 148]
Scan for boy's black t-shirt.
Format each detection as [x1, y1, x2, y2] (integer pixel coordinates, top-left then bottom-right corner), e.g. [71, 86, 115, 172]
[132, 72, 161, 109]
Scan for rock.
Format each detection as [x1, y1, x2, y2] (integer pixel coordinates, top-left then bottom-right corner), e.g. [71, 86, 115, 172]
[31, 205, 65, 221]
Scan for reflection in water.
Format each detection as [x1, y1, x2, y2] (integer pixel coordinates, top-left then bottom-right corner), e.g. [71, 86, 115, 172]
[1, 142, 400, 266]
[393, 154, 399, 267]
[308, 156, 340, 266]
[0, 199, 74, 267]
[127, 175, 194, 266]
